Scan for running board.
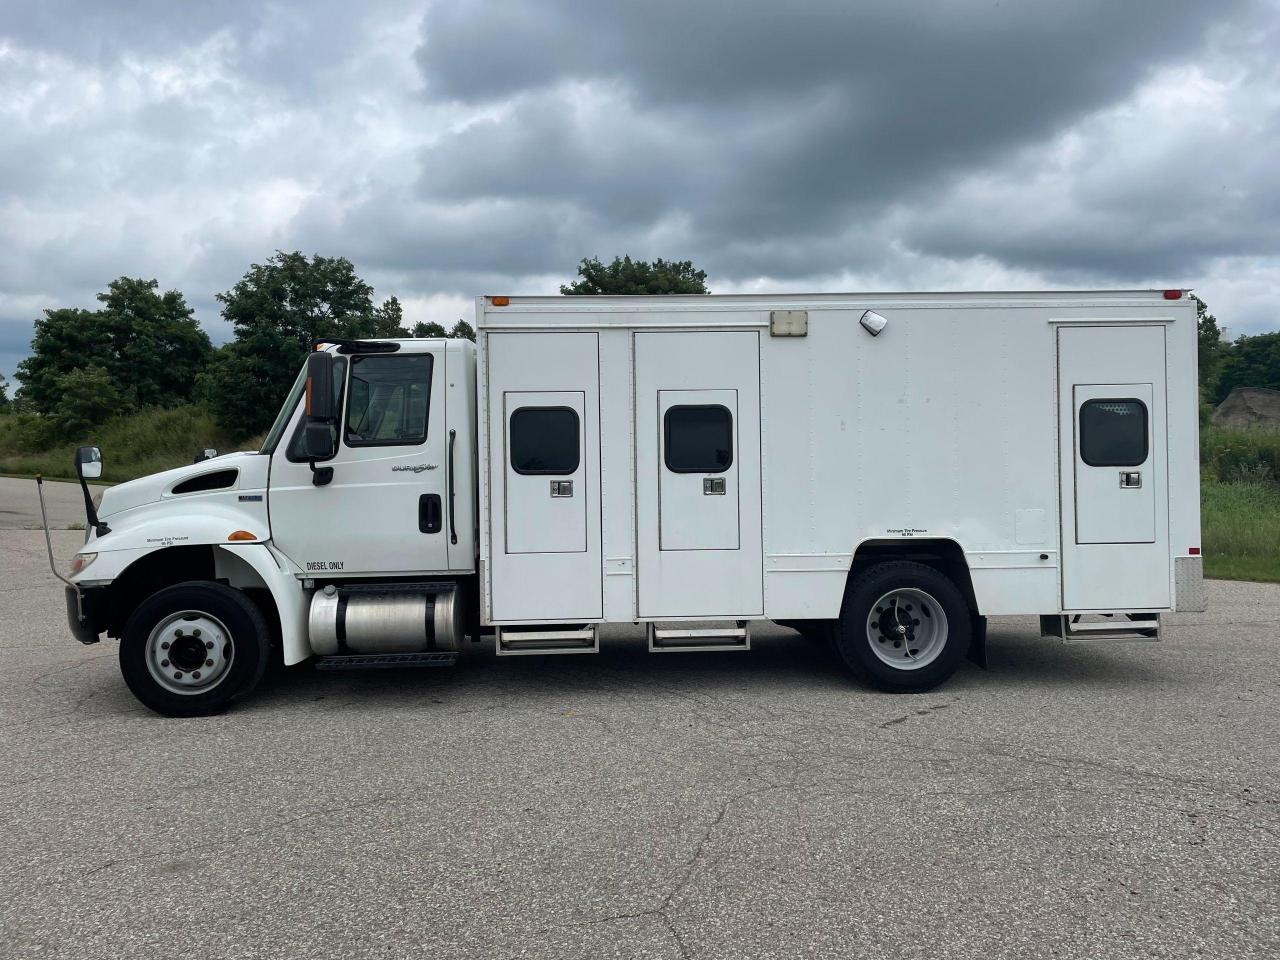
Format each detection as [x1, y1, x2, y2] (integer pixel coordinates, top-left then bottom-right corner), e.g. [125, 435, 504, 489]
[495, 625, 600, 656]
[1041, 614, 1161, 643]
[648, 622, 750, 653]
[315, 652, 458, 670]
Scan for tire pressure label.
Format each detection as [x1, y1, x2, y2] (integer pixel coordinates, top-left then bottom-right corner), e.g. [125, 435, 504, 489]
[885, 528, 928, 537]
[306, 560, 345, 571]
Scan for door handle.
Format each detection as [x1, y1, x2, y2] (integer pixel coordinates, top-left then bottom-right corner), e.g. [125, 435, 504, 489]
[550, 480, 573, 497]
[447, 429, 458, 545]
[1119, 471, 1142, 489]
[419, 494, 442, 534]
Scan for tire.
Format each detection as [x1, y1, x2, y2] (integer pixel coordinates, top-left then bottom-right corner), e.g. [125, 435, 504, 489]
[120, 581, 270, 717]
[833, 561, 970, 693]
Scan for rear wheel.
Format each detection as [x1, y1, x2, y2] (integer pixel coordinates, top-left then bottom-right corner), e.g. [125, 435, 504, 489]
[120, 581, 270, 717]
[833, 561, 970, 692]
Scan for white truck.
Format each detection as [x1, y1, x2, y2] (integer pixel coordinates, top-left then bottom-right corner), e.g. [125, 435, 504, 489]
[43, 290, 1207, 716]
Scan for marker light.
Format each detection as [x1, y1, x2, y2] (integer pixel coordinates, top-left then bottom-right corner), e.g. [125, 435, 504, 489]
[1163, 290, 1183, 300]
[227, 530, 258, 541]
[70, 553, 97, 575]
[491, 296, 510, 306]
[1188, 547, 1201, 555]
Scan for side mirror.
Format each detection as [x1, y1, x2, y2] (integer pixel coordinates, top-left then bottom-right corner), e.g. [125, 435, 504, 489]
[75, 445, 103, 481]
[302, 352, 337, 462]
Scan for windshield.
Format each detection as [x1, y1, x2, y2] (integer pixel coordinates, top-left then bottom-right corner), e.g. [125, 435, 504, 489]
[259, 361, 309, 454]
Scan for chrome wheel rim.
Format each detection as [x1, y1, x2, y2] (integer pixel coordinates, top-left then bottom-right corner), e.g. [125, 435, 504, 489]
[145, 610, 234, 696]
[865, 588, 948, 670]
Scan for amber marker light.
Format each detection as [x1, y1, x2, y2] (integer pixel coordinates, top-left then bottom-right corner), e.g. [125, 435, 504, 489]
[227, 530, 258, 541]
[491, 295, 510, 306]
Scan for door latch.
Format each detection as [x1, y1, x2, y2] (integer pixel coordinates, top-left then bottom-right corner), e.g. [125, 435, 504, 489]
[1119, 471, 1142, 489]
[703, 477, 726, 495]
[550, 480, 573, 497]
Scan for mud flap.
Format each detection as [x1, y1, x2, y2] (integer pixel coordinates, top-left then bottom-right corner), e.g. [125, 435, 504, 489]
[967, 613, 988, 669]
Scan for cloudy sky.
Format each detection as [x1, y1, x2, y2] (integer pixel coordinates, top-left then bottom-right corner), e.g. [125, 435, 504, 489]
[2, 0, 1279, 380]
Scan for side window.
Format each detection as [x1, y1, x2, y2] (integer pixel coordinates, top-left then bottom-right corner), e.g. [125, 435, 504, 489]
[286, 356, 348, 462]
[665, 404, 733, 473]
[1080, 398, 1148, 466]
[345, 354, 433, 446]
[510, 407, 580, 475]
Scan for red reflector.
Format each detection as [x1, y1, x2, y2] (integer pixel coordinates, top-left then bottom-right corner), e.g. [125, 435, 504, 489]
[1163, 289, 1183, 300]
[1188, 547, 1201, 555]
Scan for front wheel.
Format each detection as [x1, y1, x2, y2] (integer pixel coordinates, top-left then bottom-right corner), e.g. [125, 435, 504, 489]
[120, 581, 270, 717]
[833, 561, 970, 692]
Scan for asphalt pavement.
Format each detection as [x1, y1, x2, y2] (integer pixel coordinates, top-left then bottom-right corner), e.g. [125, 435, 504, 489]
[0, 522, 1276, 959]
[0, 475, 97, 530]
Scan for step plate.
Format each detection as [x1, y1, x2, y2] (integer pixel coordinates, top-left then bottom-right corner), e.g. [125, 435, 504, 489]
[495, 626, 600, 656]
[315, 652, 458, 671]
[648, 623, 751, 653]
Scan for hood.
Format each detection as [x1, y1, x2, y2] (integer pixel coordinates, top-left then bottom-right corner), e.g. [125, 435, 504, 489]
[97, 451, 263, 520]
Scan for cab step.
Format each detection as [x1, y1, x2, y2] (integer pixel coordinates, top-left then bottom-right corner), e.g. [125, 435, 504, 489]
[495, 625, 599, 656]
[648, 621, 750, 653]
[1041, 613, 1161, 643]
[315, 651, 458, 670]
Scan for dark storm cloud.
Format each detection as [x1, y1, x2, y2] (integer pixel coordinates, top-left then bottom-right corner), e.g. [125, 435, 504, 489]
[1, 0, 1280, 382]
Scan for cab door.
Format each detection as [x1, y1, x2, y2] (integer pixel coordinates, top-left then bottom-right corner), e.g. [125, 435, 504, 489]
[269, 347, 453, 577]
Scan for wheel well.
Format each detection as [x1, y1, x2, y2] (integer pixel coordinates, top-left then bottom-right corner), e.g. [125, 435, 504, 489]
[849, 539, 978, 614]
[104, 546, 217, 637]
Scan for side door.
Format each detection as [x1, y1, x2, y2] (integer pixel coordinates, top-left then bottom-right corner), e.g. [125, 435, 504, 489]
[635, 331, 763, 619]
[1058, 325, 1170, 610]
[269, 348, 454, 577]
[487, 333, 603, 622]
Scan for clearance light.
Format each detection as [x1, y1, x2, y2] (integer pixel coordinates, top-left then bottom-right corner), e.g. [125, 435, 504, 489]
[1188, 547, 1201, 555]
[491, 296, 510, 306]
[70, 553, 97, 575]
[228, 530, 258, 542]
[1163, 289, 1183, 300]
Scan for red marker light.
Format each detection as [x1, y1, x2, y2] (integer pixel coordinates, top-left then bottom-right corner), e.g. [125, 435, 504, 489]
[1188, 547, 1201, 555]
[1163, 289, 1183, 300]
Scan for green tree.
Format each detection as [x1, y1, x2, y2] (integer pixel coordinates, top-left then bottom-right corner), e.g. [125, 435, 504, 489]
[0, 371, 10, 412]
[51, 366, 126, 438]
[15, 279, 210, 415]
[1216, 331, 1280, 403]
[199, 251, 404, 438]
[561, 256, 709, 295]
[449, 319, 476, 341]
[1194, 295, 1228, 401]
[409, 319, 475, 341]
[411, 321, 449, 338]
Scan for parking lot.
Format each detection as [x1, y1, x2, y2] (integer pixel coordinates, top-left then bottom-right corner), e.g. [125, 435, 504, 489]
[1, 486, 1277, 959]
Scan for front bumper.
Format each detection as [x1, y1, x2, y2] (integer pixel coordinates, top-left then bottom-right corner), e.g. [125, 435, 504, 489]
[66, 585, 108, 645]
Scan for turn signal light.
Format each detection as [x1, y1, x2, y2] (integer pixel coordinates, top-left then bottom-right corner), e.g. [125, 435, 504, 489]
[70, 552, 97, 575]
[227, 530, 258, 541]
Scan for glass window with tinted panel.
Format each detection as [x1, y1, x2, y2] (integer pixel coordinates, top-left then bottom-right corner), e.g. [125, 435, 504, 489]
[510, 406, 580, 475]
[1080, 398, 1148, 466]
[665, 404, 733, 473]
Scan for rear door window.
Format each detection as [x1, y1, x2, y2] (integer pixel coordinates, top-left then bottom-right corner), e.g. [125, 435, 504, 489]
[1080, 398, 1148, 466]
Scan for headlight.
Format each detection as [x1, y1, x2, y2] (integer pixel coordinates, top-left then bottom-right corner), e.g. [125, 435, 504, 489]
[70, 553, 97, 576]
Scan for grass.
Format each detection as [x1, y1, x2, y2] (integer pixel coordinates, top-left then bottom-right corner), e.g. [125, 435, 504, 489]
[1201, 477, 1280, 582]
[0, 406, 242, 483]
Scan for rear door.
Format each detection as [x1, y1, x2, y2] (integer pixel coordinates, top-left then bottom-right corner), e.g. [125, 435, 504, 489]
[1059, 325, 1170, 610]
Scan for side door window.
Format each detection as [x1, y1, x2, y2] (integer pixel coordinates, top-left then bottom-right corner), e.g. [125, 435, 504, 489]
[345, 354, 434, 446]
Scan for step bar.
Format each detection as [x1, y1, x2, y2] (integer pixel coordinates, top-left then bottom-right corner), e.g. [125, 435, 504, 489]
[495, 625, 600, 656]
[1041, 613, 1161, 643]
[315, 651, 458, 671]
[648, 621, 750, 653]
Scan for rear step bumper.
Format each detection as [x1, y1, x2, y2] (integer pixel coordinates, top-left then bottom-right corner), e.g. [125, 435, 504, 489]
[1040, 613, 1161, 643]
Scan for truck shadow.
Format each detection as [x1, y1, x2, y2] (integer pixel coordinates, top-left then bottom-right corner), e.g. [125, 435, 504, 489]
[248, 626, 1177, 714]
